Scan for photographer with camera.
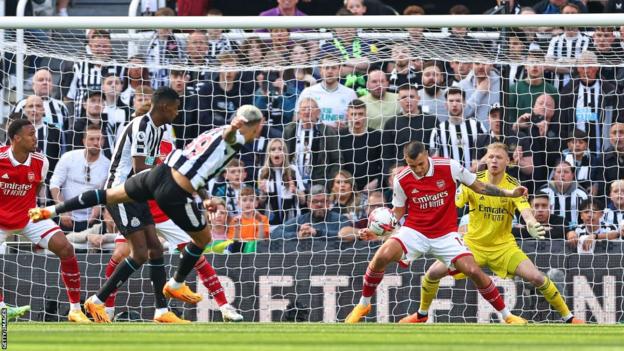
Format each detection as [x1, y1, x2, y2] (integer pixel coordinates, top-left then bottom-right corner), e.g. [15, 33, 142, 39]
[511, 93, 567, 190]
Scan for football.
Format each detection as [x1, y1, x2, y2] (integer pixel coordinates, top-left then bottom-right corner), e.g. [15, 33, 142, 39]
[368, 207, 397, 236]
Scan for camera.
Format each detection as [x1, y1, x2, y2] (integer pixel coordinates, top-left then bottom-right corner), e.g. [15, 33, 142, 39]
[531, 114, 545, 123]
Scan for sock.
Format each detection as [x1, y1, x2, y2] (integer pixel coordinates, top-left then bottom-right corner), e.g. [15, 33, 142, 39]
[56, 189, 107, 215]
[90, 295, 104, 305]
[60, 256, 81, 304]
[104, 258, 119, 308]
[69, 303, 81, 311]
[173, 242, 204, 283]
[105, 307, 115, 320]
[96, 257, 140, 303]
[195, 255, 227, 306]
[361, 267, 385, 301]
[478, 280, 506, 312]
[419, 275, 440, 314]
[537, 277, 572, 320]
[154, 307, 168, 318]
[0, 302, 5, 308]
[167, 277, 182, 289]
[149, 257, 168, 309]
[58, 8, 68, 16]
[0, 292, 4, 304]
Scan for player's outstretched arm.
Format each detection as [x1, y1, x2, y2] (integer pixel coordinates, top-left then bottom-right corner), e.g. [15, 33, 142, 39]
[468, 180, 528, 198]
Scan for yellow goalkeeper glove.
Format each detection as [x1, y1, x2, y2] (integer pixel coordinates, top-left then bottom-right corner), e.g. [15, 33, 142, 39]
[527, 220, 546, 239]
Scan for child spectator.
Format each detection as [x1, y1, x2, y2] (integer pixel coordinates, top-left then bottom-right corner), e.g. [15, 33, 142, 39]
[602, 180, 624, 228]
[208, 198, 229, 242]
[227, 187, 270, 241]
[258, 138, 305, 226]
[560, 129, 600, 195]
[345, 0, 367, 15]
[330, 169, 366, 221]
[567, 198, 621, 254]
[212, 159, 248, 215]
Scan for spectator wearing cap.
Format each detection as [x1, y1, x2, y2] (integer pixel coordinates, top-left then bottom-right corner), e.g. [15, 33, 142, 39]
[359, 69, 401, 131]
[429, 87, 487, 172]
[506, 49, 558, 129]
[560, 129, 601, 194]
[418, 61, 448, 121]
[68, 91, 119, 159]
[559, 51, 624, 154]
[382, 84, 438, 176]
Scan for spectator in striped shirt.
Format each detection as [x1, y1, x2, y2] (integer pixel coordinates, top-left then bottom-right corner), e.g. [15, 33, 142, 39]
[539, 160, 589, 228]
[544, 3, 591, 90]
[13, 69, 69, 131]
[566, 198, 621, 254]
[602, 179, 624, 229]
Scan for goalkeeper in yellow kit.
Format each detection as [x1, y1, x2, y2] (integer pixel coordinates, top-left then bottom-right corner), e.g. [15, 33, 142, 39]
[400, 143, 584, 324]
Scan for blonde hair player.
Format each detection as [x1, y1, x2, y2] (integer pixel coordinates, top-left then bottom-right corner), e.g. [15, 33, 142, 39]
[402, 143, 584, 324]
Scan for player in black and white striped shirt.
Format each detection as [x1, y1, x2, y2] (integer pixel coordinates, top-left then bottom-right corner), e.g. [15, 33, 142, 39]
[29, 104, 264, 317]
[32, 87, 180, 322]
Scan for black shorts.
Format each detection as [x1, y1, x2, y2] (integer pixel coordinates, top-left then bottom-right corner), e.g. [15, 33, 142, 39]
[106, 201, 154, 236]
[125, 164, 207, 232]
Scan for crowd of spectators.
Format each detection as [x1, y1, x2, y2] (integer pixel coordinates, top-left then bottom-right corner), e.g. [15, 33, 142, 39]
[2, 0, 624, 254]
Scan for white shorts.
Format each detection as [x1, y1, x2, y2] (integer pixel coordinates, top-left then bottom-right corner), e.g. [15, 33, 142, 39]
[113, 219, 190, 251]
[390, 226, 472, 273]
[0, 220, 61, 249]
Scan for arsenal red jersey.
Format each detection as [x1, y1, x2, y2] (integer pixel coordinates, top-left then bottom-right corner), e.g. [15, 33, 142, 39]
[392, 158, 476, 238]
[0, 146, 49, 230]
[148, 126, 174, 224]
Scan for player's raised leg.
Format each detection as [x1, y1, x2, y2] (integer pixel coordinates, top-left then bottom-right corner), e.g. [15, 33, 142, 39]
[345, 238, 403, 323]
[399, 260, 448, 323]
[514, 259, 584, 324]
[453, 254, 527, 324]
[45, 230, 91, 323]
[28, 185, 130, 222]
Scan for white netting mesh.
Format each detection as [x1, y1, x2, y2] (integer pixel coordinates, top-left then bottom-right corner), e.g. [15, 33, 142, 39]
[0, 22, 623, 324]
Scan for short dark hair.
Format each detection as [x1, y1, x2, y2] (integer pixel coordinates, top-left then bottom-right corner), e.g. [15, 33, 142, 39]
[7, 119, 32, 141]
[449, 4, 470, 15]
[403, 5, 425, 15]
[347, 99, 366, 110]
[403, 140, 427, 159]
[569, 128, 589, 142]
[579, 197, 604, 212]
[422, 60, 444, 72]
[152, 86, 180, 105]
[85, 123, 102, 133]
[398, 83, 417, 92]
[530, 193, 550, 204]
[445, 87, 465, 100]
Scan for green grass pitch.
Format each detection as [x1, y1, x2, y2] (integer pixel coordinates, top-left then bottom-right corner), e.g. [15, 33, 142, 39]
[6, 323, 624, 351]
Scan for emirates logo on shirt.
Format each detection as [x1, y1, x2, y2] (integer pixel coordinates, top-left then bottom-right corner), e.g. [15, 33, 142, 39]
[27, 172, 35, 182]
[436, 180, 446, 189]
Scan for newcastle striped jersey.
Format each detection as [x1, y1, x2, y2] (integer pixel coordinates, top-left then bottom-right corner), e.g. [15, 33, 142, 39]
[106, 112, 163, 188]
[165, 127, 245, 190]
[539, 184, 588, 228]
[13, 97, 69, 131]
[429, 118, 487, 169]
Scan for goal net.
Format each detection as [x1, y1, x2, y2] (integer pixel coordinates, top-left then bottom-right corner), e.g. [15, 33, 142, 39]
[0, 14, 623, 324]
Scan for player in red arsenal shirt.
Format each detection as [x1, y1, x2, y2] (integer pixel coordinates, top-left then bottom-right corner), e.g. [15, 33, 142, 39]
[0, 119, 90, 323]
[346, 141, 528, 324]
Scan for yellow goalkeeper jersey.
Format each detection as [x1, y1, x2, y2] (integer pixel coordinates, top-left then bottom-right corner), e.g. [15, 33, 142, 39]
[455, 170, 530, 252]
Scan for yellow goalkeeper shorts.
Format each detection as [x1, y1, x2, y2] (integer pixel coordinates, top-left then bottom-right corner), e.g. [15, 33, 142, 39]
[453, 241, 529, 280]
